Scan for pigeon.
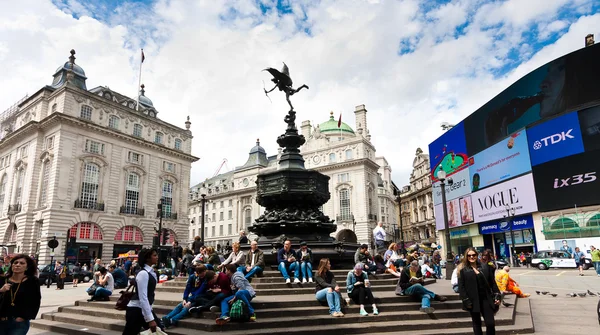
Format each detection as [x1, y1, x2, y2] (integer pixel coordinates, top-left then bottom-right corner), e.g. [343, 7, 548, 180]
[587, 290, 596, 296]
[577, 292, 587, 297]
[567, 293, 577, 297]
[535, 291, 541, 295]
[502, 301, 514, 307]
[550, 293, 558, 297]
[541, 291, 549, 295]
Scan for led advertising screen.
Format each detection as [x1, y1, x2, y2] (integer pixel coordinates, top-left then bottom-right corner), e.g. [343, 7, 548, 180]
[532, 151, 600, 212]
[577, 105, 600, 152]
[434, 195, 474, 230]
[432, 167, 471, 206]
[468, 130, 531, 191]
[479, 214, 535, 235]
[471, 173, 538, 223]
[463, 43, 600, 156]
[526, 111, 584, 166]
[429, 122, 469, 183]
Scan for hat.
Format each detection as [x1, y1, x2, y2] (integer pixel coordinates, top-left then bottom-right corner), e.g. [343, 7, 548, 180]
[300, 241, 307, 246]
[360, 244, 369, 249]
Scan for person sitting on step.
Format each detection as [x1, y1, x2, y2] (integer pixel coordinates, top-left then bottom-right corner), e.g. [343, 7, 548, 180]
[88, 267, 113, 302]
[161, 265, 211, 328]
[495, 266, 530, 298]
[108, 264, 128, 289]
[315, 258, 344, 317]
[238, 241, 265, 280]
[216, 264, 257, 325]
[204, 246, 221, 271]
[189, 269, 232, 315]
[277, 240, 300, 284]
[354, 244, 376, 276]
[297, 241, 314, 283]
[399, 260, 447, 314]
[346, 263, 379, 316]
[421, 259, 436, 278]
[218, 242, 246, 272]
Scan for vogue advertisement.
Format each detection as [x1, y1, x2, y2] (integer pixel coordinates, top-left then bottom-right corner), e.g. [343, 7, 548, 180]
[526, 111, 584, 166]
[471, 173, 538, 223]
[429, 121, 469, 183]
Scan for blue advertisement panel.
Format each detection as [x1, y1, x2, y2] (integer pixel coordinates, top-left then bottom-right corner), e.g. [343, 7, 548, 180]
[463, 43, 600, 156]
[428, 122, 469, 183]
[468, 130, 532, 191]
[526, 111, 584, 166]
[479, 214, 534, 235]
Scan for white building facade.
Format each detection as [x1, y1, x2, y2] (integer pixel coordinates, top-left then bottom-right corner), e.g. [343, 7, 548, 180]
[0, 50, 197, 265]
[188, 105, 398, 247]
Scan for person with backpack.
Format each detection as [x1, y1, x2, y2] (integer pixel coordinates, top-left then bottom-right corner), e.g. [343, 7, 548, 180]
[215, 264, 256, 325]
[122, 248, 161, 335]
[573, 247, 586, 276]
[162, 265, 212, 329]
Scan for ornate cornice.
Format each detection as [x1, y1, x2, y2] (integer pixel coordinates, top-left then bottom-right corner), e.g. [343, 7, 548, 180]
[312, 157, 379, 172]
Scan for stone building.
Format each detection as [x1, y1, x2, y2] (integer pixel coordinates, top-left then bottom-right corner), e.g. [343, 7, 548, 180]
[398, 148, 436, 247]
[188, 105, 398, 247]
[0, 50, 197, 265]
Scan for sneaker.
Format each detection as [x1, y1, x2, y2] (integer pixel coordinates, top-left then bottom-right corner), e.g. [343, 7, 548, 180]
[294, 278, 301, 284]
[161, 316, 171, 329]
[337, 312, 344, 317]
[345, 298, 351, 306]
[210, 306, 220, 313]
[420, 307, 435, 314]
[285, 278, 291, 284]
[434, 295, 448, 302]
[302, 278, 307, 283]
[189, 306, 202, 314]
[308, 278, 313, 283]
[372, 307, 379, 315]
[331, 312, 339, 317]
[249, 313, 257, 322]
[359, 308, 368, 316]
[216, 316, 230, 325]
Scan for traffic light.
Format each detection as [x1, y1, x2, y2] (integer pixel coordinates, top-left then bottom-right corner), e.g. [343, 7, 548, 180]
[162, 229, 169, 245]
[68, 236, 77, 248]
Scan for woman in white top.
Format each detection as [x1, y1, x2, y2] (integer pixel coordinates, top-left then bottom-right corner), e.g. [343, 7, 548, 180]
[218, 242, 245, 271]
[122, 248, 160, 335]
[88, 266, 114, 301]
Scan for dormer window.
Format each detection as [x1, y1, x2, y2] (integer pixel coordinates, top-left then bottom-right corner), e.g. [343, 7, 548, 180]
[174, 139, 182, 150]
[80, 105, 92, 120]
[103, 92, 111, 99]
[155, 132, 163, 144]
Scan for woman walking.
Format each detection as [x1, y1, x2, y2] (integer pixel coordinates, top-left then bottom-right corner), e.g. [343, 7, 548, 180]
[458, 247, 501, 335]
[346, 263, 378, 316]
[0, 254, 42, 335]
[54, 261, 66, 290]
[314, 258, 343, 317]
[72, 262, 81, 287]
[122, 248, 161, 335]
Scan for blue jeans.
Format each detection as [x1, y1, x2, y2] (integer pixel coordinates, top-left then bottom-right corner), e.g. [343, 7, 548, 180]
[405, 284, 436, 308]
[278, 262, 299, 280]
[0, 318, 30, 335]
[237, 266, 263, 279]
[94, 287, 113, 299]
[171, 259, 177, 275]
[220, 290, 255, 317]
[315, 288, 341, 314]
[594, 261, 600, 275]
[433, 264, 442, 278]
[166, 302, 189, 324]
[300, 262, 313, 279]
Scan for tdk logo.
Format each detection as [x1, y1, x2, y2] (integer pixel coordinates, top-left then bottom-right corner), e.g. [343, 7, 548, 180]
[533, 129, 574, 150]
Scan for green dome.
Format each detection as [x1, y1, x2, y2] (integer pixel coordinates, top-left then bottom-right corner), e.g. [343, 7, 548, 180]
[319, 113, 355, 134]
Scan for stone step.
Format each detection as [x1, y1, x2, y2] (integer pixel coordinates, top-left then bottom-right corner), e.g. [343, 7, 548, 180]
[163, 278, 401, 290]
[168, 273, 398, 285]
[173, 269, 377, 280]
[157, 283, 403, 295]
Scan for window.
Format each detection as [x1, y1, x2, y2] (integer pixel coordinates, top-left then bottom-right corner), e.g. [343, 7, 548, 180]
[244, 208, 252, 226]
[39, 161, 51, 207]
[219, 212, 224, 221]
[191, 229, 195, 238]
[229, 199, 233, 207]
[80, 105, 92, 120]
[155, 132, 163, 144]
[108, 115, 120, 130]
[125, 173, 140, 213]
[85, 139, 105, 155]
[80, 163, 100, 207]
[212, 203, 216, 210]
[228, 210, 232, 220]
[219, 225, 223, 236]
[220, 201, 224, 208]
[114, 226, 143, 242]
[133, 124, 143, 137]
[45, 136, 54, 150]
[174, 139, 182, 150]
[128, 151, 143, 164]
[329, 153, 336, 163]
[211, 226, 215, 237]
[212, 213, 216, 222]
[162, 180, 173, 217]
[205, 227, 208, 237]
[14, 169, 25, 204]
[19, 145, 28, 159]
[338, 173, 350, 183]
[345, 149, 353, 160]
[163, 161, 176, 173]
[228, 224, 232, 235]
[339, 189, 351, 220]
[0, 175, 6, 214]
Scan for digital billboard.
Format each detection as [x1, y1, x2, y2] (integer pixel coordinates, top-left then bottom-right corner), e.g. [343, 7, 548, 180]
[429, 122, 469, 183]
[432, 167, 471, 205]
[471, 173, 538, 223]
[526, 111, 584, 166]
[434, 195, 474, 230]
[468, 130, 531, 191]
[532, 151, 600, 212]
[463, 43, 600, 156]
[479, 214, 535, 235]
[577, 105, 600, 152]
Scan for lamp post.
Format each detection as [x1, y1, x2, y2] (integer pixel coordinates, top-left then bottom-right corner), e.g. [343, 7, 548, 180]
[504, 204, 517, 267]
[396, 195, 406, 256]
[200, 187, 207, 245]
[437, 170, 454, 280]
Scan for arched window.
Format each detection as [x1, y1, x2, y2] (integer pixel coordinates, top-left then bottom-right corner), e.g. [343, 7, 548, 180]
[80, 163, 100, 208]
[14, 169, 25, 204]
[124, 172, 140, 214]
[587, 214, 600, 227]
[114, 226, 143, 243]
[339, 189, 351, 220]
[329, 153, 336, 163]
[108, 115, 120, 130]
[159, 229, 176, 245]
[550, 218, 579, 229]
[244, 208, 252, 226]
[39, 160, 51, 207]
[68, 222, 103, 240]
[133, 124, 143, 137]
[155, 132, 163, 144]
[174, 138, 182, 150]
[80, 105, 92, 120]
[162, 180, 173, 217]
[0, 174, 6, 214]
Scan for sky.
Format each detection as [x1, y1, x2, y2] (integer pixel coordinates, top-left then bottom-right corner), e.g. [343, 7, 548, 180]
[0, 0, 598, 188]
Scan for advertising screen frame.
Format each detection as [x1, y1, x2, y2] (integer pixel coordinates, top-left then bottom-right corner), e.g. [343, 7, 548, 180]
[526, 111, 584, 166]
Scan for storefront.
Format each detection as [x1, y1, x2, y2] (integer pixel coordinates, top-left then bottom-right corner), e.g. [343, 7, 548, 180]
[450, 224, 483, 255]
[479, 214, 537, 259]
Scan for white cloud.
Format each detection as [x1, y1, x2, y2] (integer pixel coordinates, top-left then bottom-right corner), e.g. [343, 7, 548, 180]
[0, 0, 598, 189]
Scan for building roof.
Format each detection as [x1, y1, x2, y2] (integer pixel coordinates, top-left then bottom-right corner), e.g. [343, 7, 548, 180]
[319, 112, 355, 134]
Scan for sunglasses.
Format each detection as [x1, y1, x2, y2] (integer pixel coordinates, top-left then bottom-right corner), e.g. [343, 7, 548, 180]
[467, 254, 477, 258]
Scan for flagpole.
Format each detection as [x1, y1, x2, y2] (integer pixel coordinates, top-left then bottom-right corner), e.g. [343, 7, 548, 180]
[136, 49, 143, 111]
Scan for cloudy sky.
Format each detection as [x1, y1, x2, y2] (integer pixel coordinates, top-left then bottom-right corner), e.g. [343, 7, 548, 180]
[0, 0, 598, 187]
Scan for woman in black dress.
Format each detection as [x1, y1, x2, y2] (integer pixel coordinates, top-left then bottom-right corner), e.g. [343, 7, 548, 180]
[0, 254, 42, 335]
[122, 248, 160, 335]
[458, 247, 501, 335]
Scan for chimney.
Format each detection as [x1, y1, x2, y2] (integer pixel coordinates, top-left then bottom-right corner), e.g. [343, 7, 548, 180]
[301, 120, 312, 139]
[585, 34, 595, 47]
[354, 104, 368, 138]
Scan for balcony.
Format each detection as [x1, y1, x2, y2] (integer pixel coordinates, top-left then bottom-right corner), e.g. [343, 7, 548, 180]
[7, 204, 21, 215]
[368, 214, 378, 221]
[157, 211, 178, 220]
[336, 214, 354, 222]
[120, 206, 145, 216]
[74, 199, 105, 211]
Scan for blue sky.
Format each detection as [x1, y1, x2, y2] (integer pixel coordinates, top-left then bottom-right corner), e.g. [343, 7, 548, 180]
[1, 0, 599, 186]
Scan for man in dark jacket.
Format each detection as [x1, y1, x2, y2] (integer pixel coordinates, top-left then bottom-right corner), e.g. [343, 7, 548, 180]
[238, 230, 249, 244]
[398, 260, 446, 314]
[277, 240, 300, 284]
[108, 264, 128, 289]
[170, 241, 183, 276]
[191, 236, 203, 255]
[238, 241, 265, 280]
[354, 244, 375, 274]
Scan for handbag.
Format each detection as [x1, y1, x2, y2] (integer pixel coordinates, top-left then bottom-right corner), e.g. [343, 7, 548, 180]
[115, 284, 136, 310]
[139, 329, 168, 335]
[87, 283, 99, 296]
[59, 268, 67, 279]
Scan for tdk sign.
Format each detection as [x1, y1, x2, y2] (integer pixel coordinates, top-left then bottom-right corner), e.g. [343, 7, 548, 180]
[526, 112, 584, 166]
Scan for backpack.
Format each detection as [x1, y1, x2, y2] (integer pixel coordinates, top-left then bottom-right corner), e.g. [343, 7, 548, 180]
[229, 299, 250, 322]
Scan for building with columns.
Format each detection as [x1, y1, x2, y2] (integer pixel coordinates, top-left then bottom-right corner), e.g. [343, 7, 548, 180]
[398, 148, 436, 247]
[188, 105, 398, 247]
[0, 50, 198, 265]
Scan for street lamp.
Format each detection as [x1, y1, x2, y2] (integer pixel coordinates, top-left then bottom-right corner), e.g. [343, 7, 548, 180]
[200, 187, 207, 245]
[504, 204, 517, 267]
[396, 195, 406, 256]
[437, 169, 454, 280]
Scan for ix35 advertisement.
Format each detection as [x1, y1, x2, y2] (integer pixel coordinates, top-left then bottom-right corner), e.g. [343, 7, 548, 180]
[532, 152, 600, 212]
[526, 111, 584, 166]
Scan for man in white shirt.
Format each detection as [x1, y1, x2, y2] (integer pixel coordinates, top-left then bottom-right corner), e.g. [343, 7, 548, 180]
[451, 267, 459, 293]
[373, 222, 386, 254]
[89, 266, 114, 301]
[420, 259, 436, 278]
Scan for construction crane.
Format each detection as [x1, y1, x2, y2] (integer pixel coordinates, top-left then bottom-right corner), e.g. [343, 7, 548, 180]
[213, 158, 230, 177]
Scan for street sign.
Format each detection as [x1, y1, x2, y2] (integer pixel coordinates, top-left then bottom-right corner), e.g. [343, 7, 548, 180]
[50, 250, 55, 257]
[47, 239, 59, 249]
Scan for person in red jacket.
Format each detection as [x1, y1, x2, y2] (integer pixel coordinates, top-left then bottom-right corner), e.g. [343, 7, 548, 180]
[188, 270, 232, 315]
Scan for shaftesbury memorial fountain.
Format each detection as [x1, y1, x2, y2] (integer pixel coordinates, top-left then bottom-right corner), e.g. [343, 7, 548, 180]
[247, 63, 359, 267]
